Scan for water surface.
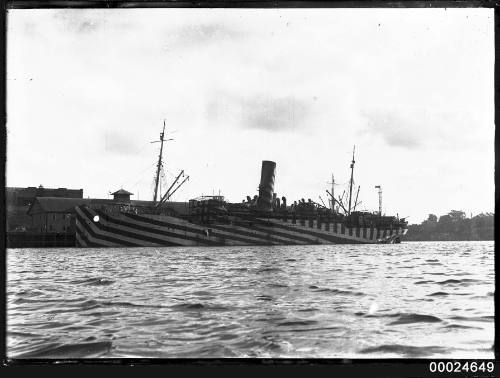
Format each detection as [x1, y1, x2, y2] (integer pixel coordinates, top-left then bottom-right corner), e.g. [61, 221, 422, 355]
[7, 241, 494, 358]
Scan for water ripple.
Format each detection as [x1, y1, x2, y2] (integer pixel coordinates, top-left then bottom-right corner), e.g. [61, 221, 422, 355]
[7, 241, 494, 359]
[17, 341, 112, 358]
[358, 344, 450, 357]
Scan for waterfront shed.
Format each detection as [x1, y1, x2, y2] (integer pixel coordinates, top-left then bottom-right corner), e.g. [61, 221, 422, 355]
[27, 197, 90, 233]
[6, 186, 83, 231]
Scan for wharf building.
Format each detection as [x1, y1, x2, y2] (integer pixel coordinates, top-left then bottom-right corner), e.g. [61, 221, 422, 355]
[6, 186, 188, 247]
[6, 186, 83, 232]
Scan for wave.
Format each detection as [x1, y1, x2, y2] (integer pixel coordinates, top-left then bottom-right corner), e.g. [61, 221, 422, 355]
[444, 324, 483, 330]
[187, 343, 239, 357]
[12, 297, 42, 304]
[358, 344, 450, 357]
[191, 290, 213, 296]
[388, 313, 443, 325]
[129, 318, 172, 326]
[268, 283, 288, 288]
[101, 300, 165, 309]
[171, 302, 205, 310]
[297, 307, 318, 312]
[51, 299, 167, 312]
[277, 319, 318, 327]
[69, 277, 115, 286]
[355, 311, 400, 318]
[264, 325, 341, 334]
[12, 296, 75, 305]
[308, 285, 364, 296]
[355, 311, 443, 325]
[256, 295, 273, 301]
[170, 302, 232, 311]
[428, 291, 449, 296]
[437, 278, 482, 285]
[15, 289, 45, 297]
[16, 341, 112, 358]
[86, 310, 121, 317]
[284, 326, 341, 333]
[7, 331, 39, 338]
[448, 315, 494, 322]
[257, 267, 282, 273]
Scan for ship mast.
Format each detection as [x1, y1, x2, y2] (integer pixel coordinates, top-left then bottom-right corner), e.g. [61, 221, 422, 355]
[151, 120, 173, 204]
[328, 174, 335, 214]
[348, 145, 355, 215]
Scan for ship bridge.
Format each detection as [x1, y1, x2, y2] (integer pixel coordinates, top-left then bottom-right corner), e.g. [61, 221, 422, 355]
[190, 195, 225, 202]
[188, 196, 228, 224]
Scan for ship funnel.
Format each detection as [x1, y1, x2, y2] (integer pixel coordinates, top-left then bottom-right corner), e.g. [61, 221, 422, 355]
[257, 160, 276, 211]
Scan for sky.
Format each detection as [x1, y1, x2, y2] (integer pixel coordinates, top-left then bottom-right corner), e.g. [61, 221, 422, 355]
[6, 8, 494, 223]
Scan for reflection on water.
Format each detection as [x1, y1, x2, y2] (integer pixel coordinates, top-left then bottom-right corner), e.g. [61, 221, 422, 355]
[7, 241, 494, 358]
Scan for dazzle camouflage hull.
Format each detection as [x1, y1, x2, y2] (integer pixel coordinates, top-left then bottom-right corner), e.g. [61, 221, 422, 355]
[75, 205, 407, 247]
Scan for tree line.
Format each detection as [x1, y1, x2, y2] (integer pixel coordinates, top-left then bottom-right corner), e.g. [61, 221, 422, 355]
[405, 210, 494, 241]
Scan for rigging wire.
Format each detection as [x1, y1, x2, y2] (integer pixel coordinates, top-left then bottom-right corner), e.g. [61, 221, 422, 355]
[119, 161, 158, 189]
[160, 166, 169, 195]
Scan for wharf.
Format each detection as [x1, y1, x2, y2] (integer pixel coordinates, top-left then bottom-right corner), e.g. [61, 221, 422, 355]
[7, 232, 76, 248]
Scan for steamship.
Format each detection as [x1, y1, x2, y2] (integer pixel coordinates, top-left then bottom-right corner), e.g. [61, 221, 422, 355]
[75, 125, 408, 248]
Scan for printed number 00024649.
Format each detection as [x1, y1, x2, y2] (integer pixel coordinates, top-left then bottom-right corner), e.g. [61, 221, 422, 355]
[429, 361, 494, 373]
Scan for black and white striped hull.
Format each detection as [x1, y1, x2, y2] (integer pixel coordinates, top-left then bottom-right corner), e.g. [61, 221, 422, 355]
[75, 205, 408, 248]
